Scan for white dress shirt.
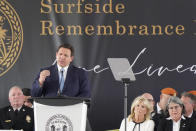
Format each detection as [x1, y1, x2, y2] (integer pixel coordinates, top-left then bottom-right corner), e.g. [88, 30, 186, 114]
[187, 110, 193, 118]
[166, 115, 186, 131]
[57, 64, 69, 81]
[156, 103, 162, 114]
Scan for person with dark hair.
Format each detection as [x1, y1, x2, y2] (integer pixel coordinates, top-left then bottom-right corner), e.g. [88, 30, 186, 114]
[31, 43, 91, 97]
[157, 96, 191, 131]
[0, 86, 34, 131]
[22, 88, 33, 108]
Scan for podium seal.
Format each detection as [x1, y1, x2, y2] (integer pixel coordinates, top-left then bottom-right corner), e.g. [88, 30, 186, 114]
[46, 114, 73, 131]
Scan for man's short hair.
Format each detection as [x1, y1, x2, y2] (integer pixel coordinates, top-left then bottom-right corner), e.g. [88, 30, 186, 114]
[181, 92, 196, 104]
[9, 86, 22, 97]
[57, 43, 74, 56]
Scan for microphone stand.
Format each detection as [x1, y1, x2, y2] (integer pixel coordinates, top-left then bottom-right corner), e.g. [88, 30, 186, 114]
[121, 78, 131, 131]
[57, 88, 61, 97]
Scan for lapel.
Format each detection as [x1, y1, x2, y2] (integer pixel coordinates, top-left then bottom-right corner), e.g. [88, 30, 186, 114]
[179, 118, 187, 131]
[63, 65, 73, 91]
[192, 111, 196, 119]
[53, 64, 60, 88]
[167, 120, 173, 131]
[8, 106, 15, 121]
[8, 105, 26, 121]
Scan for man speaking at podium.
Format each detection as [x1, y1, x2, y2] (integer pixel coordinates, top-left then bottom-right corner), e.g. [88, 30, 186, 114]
[31, 43, 91, 98]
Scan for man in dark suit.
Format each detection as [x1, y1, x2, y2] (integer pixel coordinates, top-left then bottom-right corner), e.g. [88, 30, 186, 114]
[0, 86, 34, 131]
[31, 43, 91, 98]
[181, 92, 196, 131]
[31, 44, 92, 131]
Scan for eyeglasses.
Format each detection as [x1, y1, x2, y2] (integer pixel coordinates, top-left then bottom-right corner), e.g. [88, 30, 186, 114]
[168, 105, 181, 110]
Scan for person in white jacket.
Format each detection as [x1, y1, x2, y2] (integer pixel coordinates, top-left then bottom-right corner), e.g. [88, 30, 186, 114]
[120, 96, 155, 131]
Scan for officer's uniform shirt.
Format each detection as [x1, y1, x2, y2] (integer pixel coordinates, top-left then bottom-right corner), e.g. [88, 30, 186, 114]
[0, 105, 34, 131]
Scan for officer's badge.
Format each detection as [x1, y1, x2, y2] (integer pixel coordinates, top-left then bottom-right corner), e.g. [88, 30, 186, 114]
[5, 120, 11, 122]
[26, 115, 31, 123]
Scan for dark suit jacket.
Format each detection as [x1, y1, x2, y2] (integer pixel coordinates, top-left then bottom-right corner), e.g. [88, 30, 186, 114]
[0, 105, 34, 131]
[31, 64, 90, 98]
[157, 116, 191, 131]
[189, 111, 196, 131]
[152, 106, 168, 131]
[191, 110, 196, 118]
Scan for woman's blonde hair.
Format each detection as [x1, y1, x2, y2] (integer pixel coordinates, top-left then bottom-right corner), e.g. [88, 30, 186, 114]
[128, 96, 152, 121]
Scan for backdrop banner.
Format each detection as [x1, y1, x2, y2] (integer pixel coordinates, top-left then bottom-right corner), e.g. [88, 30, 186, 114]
[0, 0, 196, 130]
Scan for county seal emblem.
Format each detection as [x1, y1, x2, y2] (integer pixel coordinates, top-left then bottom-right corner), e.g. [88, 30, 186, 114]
[0, 0, 23, 77]
[45, 114, 73, 131]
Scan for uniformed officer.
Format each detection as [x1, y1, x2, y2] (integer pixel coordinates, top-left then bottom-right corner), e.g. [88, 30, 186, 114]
[0, 86, 34, 131]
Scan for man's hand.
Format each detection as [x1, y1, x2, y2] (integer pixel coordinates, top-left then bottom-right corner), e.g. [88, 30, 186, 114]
[39, 70, 50, 87]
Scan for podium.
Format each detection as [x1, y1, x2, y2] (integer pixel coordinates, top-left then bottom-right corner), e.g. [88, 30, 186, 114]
[33, 97, 90, 131]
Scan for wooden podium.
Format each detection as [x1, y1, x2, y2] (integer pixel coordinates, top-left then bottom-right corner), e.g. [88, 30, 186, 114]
[33, 97, 90, 131]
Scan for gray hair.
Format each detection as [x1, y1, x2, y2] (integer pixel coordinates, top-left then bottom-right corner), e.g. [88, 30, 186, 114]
[181, 92, 196, 104]
[8, 85, 22, 97]
[166, 96, 185, 115]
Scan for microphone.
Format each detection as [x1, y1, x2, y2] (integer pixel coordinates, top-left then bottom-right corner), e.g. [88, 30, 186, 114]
[52, 59, 57, 65]
[57, 88, 61, 96]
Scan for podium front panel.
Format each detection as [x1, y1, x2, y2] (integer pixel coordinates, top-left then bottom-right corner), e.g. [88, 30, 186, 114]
[34, 101, 87, 131]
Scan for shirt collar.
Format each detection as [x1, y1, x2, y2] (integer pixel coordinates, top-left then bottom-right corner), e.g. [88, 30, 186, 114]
[57, 64, 69, 72]
[156, 103, 162, 114]
[13, 106, 22, 111]
[166, 115, 186, 120]
[188, 111, 193, 118]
